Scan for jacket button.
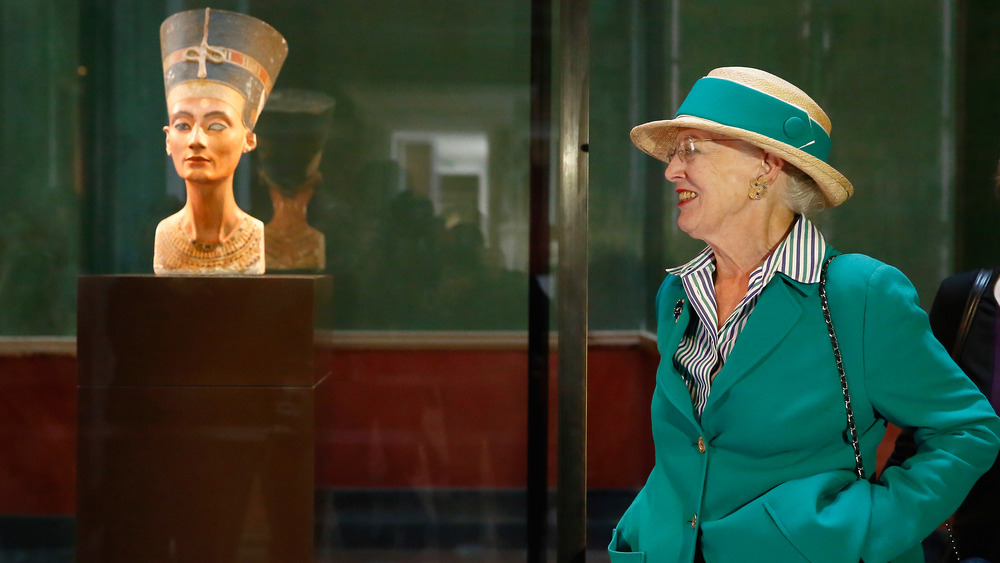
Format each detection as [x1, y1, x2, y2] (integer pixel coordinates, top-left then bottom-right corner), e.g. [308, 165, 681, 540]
[697, 436, 706, 453]
[689, 514, 698, 528]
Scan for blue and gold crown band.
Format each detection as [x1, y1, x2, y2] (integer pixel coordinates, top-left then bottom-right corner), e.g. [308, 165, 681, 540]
[162, 46, 276, 98]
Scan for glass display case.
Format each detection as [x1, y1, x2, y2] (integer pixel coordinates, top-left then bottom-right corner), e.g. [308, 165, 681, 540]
[3, 1, 996, 561]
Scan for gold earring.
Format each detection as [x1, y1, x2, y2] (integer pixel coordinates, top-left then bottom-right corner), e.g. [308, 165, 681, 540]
[749, 175, 769, 200]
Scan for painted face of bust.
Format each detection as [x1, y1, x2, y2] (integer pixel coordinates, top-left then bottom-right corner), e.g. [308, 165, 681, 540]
[164, 97, 257, 185]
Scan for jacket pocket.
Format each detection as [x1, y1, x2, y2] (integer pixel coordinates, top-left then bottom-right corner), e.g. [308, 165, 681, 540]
[608, 528, 646, 562]
[700, 498, 811, 563]
[761, 470, 868, 563]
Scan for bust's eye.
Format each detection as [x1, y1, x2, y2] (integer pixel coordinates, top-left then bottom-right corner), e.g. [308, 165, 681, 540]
[208, 122, 228, 132]
[173, 122, 191, 132]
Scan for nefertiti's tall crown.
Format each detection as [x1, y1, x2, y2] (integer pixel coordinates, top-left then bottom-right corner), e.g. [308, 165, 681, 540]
[160, 8, 288, 129]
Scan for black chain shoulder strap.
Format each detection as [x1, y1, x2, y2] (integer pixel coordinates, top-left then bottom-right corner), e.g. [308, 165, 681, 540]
[818, 255, 865, 481]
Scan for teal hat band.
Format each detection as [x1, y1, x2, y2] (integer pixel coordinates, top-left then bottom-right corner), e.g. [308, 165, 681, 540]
[675, 77, 832, 162]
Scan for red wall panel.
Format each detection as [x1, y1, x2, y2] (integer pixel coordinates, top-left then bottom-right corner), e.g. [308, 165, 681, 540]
[5, 339, 901, 515]
[313, 345, 658, 490]
[0, 355, 77, 514]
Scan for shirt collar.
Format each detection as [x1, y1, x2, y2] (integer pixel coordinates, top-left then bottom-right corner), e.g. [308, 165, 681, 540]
[665, 215, 827, 284]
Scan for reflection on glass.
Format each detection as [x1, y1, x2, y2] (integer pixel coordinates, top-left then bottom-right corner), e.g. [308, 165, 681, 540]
[393, 132, 489, 230]
[254, 89, 336, 272]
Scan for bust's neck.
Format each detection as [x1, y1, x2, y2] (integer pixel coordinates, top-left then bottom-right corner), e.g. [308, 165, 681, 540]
[181, 180, 242, 245]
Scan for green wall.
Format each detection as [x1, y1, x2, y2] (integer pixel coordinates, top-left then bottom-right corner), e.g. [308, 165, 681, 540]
[0, 1, 80, 334]
[590, 1, 962, 331]
[2, 1, 995, 335]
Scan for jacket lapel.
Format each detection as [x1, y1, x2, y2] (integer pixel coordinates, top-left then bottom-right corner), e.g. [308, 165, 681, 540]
[654, 282, 705, 425]
[703, 275, 814, 416]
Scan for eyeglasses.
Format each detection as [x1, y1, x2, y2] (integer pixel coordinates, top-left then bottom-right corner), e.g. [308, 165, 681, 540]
[664, 135, 731, 165]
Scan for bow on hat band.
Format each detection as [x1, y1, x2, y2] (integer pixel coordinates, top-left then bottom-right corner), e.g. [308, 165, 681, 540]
[675, 77, 832, 162]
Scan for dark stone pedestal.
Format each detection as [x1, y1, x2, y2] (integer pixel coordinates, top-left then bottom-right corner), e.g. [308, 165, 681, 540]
[76, 275, 329, 563]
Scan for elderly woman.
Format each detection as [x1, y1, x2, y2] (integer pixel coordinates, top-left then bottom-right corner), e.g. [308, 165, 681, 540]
[154, 8, 287, 275]
[609, 67, 1000, 563]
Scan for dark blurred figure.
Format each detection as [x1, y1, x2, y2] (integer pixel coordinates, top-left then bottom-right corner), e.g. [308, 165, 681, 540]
[889, 164, 1000, 563]
[434, 221, 525, 329]
[928, 269, 999, 563]
[365, 189, 447, 328]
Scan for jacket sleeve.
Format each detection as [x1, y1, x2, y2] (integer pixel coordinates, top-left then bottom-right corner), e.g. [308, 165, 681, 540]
[856, 261, 1000, 562]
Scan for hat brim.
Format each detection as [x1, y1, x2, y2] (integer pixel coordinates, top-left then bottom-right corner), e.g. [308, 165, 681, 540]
[631, 115, 853, 207]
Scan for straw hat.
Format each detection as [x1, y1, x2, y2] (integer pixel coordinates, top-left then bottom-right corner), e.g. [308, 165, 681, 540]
[630, 67, 853, 206]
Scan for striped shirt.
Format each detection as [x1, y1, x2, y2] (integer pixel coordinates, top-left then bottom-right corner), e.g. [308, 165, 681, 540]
[666, 215, 827, 416]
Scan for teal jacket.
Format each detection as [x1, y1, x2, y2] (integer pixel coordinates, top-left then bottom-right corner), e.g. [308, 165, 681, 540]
[609, 252, 1000, 563]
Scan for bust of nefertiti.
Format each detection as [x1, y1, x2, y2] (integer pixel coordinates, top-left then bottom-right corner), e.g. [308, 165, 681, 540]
[153, 8, 287, 276]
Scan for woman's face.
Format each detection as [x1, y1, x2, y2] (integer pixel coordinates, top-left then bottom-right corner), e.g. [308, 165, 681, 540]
[164, 97, 256, 185]
[664, 127, 766, 243]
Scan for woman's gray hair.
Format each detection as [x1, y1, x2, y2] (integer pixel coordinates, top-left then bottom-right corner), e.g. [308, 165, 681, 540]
[782, 163, 828, 215]
[734, 139, 828, 214]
